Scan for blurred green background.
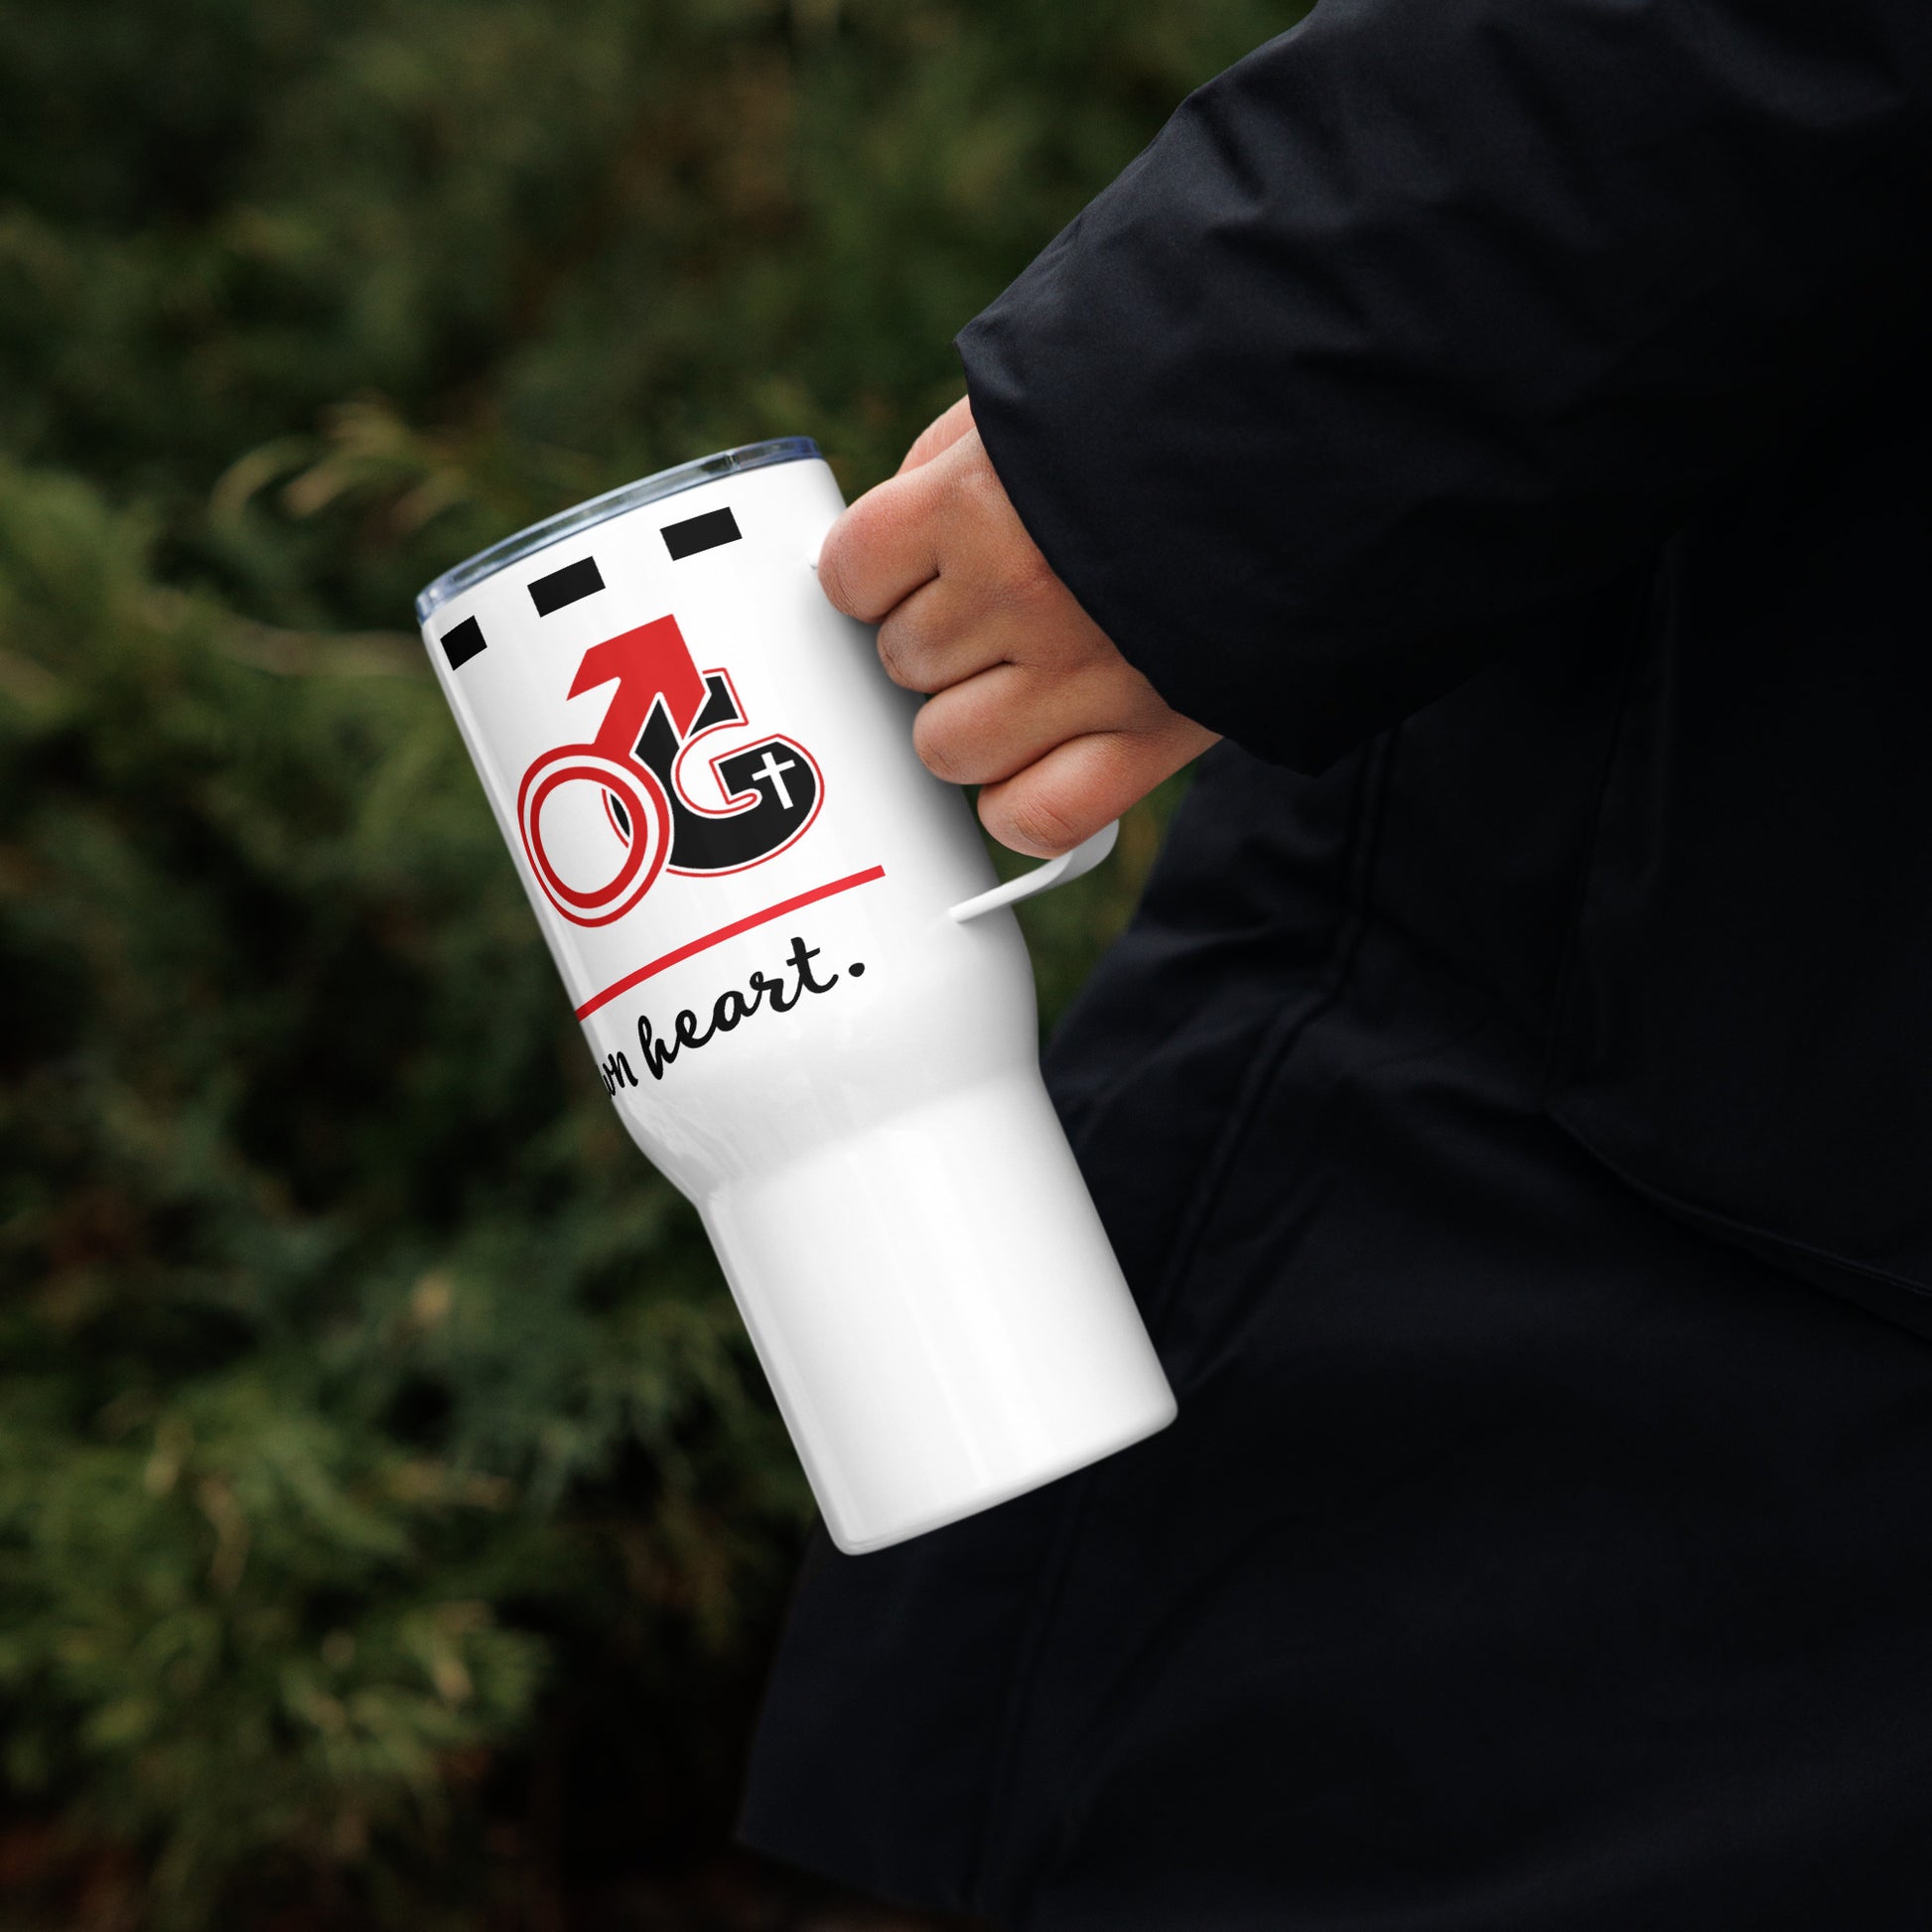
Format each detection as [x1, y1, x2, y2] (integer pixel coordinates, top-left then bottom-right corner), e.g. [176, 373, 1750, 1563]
[0, 2, 1299, 1924]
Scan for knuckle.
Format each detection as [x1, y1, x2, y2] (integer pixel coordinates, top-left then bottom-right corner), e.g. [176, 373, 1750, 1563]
[992, 543, 1070, 633]
[911, 705, 972, 784]
[958, 437, 1007, 517]
[997, 782, 1085, 857]
[1006, 532, 1059, 601]
[814, 528, 862, 616]
[816, 493, 897, 619]
[875, 609, 930, 689]
[962, 457, 1052, 584]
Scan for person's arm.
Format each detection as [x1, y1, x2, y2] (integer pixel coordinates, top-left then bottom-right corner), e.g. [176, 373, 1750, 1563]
[820, 0, 1930, 847]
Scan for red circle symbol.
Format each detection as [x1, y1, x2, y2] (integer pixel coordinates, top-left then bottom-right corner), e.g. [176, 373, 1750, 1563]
[516, 744, 672, 926]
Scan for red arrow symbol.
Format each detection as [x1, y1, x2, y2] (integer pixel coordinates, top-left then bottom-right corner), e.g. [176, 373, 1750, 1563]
[569, 615, 709, 759]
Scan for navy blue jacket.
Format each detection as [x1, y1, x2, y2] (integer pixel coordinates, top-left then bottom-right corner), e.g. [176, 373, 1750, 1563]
[959, 0, 1932, 1335]
[743, 5, 1932, 1924]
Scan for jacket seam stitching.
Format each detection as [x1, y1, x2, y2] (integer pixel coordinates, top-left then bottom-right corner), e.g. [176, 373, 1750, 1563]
[1141, 730, 1396, 1333]
[1549, 1105, 1932, 1304]
[1536, 559, 1657, 1103]
[964, 731, 1396, 1916]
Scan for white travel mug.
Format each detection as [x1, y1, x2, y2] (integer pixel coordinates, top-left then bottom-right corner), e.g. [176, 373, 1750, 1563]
[415, 437, 1174, 1552]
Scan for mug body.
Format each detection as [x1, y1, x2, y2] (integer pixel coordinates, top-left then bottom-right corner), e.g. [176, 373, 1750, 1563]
[417, 441, 1173, 1550]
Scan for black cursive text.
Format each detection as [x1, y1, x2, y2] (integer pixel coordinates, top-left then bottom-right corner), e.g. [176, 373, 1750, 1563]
[604, 934, 861, 1087]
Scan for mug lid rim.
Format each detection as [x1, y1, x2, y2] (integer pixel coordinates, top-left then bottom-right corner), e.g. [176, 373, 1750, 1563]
[413, 435, 821, 624]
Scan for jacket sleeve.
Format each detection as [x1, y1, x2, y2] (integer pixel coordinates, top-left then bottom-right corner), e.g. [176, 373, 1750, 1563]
[956, 0, 1931, 771]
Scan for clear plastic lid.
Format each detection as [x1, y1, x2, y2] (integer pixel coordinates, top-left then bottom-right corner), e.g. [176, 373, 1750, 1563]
[413, 435, 820, 624]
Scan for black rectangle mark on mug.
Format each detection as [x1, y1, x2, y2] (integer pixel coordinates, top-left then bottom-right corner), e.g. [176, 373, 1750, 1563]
[441, 616, 487, 669]
[528, 556, 605, 616]
[662, 506, 742, 561]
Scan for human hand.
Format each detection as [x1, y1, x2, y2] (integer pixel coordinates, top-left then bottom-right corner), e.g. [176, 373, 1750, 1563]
[815, 397, 1218, 857]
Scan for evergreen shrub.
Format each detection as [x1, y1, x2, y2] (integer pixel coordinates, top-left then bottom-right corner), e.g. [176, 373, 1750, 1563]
[0, 2, 1302, 1921]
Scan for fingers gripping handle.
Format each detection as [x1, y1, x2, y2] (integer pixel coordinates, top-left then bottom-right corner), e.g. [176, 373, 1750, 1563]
[804, 532, 1119, 923]
[948, 820, 1118, 923]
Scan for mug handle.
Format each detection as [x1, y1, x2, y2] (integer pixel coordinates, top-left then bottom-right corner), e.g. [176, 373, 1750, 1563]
[805, 538, 1119, 924]
[947, 820, 1118, 923]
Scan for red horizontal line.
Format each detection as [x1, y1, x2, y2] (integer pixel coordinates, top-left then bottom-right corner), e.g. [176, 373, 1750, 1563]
[574, 865, 887, 1020]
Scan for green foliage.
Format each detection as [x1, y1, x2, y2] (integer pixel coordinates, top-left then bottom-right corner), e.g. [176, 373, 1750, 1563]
[0, 1, 1303, 1923]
